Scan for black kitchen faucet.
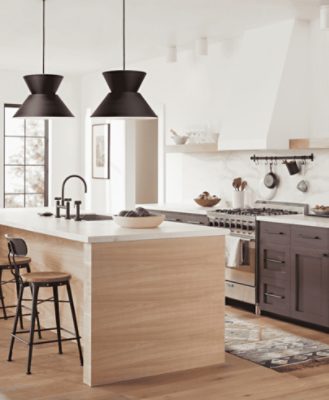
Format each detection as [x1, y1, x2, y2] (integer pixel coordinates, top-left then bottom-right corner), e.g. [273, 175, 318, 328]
[54, 175, 88, 220]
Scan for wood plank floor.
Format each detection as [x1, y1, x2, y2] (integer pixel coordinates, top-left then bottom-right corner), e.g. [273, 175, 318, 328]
[1, 305, 329, 399]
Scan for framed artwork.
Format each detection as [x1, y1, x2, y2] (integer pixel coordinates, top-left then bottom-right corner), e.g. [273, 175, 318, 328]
[92, 124, 110, 179]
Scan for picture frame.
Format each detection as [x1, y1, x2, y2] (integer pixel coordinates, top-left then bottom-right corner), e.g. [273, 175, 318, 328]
[92, 124, 110, 179]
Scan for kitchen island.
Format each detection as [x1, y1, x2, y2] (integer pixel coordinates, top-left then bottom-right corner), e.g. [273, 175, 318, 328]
[0, 208, 227, 387]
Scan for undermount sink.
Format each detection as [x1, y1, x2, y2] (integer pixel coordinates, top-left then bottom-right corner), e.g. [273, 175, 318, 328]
[59, 214, 112, 221]
[80, 214, 113, 221]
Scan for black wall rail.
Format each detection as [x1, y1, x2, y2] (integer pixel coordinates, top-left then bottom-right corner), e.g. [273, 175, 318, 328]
[250, 154, 314, 163]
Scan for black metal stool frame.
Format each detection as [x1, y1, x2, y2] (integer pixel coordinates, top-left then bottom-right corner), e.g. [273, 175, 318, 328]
[6, 237, 83, 375]
[0, 261, 31, 324]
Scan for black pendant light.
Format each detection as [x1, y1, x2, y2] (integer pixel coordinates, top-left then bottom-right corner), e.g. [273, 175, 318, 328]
[91, 0, 157, 119]
[14, 0, 73, 118]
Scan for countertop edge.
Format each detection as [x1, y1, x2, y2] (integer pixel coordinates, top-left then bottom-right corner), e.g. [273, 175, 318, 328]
[257, 214, 329, 229]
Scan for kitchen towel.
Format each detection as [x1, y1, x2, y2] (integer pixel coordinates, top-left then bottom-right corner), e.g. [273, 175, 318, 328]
[225, 235, 241, 268]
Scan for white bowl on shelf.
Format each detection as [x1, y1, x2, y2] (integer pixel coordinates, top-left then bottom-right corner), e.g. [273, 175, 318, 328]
[113, 214, 165, 228]
[171, 136, 188, 145]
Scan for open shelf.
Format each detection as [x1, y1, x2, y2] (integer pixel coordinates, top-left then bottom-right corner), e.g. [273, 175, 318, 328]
[289, 138, 329, 149]
[165, 143, 219, 153]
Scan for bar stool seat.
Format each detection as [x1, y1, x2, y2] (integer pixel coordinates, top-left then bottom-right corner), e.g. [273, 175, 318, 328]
[21, 272, 71, 284]
[0, 256, 31, 268]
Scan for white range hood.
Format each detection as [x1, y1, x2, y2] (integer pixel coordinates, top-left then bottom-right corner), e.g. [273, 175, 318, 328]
[220, 19, 310, 151]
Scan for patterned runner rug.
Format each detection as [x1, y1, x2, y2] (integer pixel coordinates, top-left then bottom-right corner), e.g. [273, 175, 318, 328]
[225, 313, 329, 372]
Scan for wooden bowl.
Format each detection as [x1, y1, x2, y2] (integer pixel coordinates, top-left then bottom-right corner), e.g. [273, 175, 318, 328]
[311, 208, 329, 216]
[113, 214, 165, 228]
[194, 198, 221, 207]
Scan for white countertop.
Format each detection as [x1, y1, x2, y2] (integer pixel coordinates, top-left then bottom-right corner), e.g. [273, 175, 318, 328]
[257, 214, 329, 228]
[139, 203, 219, 215]
[0, 208, 228, 243]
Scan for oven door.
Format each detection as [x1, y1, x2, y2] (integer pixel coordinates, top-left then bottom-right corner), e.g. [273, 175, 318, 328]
[225, 237, 256, 302]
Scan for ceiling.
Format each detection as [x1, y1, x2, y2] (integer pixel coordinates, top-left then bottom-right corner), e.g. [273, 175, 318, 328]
[0, 0, 322, 74]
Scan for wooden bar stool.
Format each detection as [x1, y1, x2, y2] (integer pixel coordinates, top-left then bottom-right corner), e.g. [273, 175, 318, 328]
[6, 237, 83, 375]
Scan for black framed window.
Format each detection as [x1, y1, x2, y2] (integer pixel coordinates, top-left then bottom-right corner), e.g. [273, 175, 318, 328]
[4, 104, 49, 208]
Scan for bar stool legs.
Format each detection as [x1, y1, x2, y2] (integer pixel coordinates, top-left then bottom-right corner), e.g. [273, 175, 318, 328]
[8, 280, 83, 375]
[27, 285, 39, 375]
[0, 269, 7, 320]
[7, 284, 25, 362]
[66, 282, 83, 366]
[53, 285, 62, 355]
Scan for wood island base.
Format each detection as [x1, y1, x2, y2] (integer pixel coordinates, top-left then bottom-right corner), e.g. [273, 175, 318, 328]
[0, 225, 225, 387]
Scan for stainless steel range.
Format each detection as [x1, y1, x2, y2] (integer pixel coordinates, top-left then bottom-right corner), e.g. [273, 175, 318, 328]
[207, 201, 308, 310]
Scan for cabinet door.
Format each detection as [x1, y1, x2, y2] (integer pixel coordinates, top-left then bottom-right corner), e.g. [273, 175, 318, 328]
[291, 248, 329, 326]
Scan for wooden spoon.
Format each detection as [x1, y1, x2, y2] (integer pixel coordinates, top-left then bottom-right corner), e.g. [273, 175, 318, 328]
[235, 177, 242, 191]
[240, 181, 248, 191]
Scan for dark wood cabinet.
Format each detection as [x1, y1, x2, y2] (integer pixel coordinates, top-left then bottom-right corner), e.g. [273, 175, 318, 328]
[259, 244, 291, 278]
[258, 222, 329, 327]
[259, 276, 291, 317]
[290, 247, 329, 326]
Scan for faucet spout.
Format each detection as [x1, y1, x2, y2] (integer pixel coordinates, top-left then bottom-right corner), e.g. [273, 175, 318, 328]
[61, 175, 88, 205]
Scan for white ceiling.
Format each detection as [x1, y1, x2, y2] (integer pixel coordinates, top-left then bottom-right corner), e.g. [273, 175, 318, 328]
[0, 0, 322, 74]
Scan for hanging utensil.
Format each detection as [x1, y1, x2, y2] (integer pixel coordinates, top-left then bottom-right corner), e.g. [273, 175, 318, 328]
[283, 160, 300, 175]
[264, 163, 279, 189]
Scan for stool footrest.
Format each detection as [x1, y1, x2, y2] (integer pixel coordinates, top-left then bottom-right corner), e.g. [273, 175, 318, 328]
[10, 327, 81, 347]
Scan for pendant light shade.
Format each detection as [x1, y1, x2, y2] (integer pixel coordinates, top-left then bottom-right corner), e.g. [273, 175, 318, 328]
[14, 74, 74, 117]
[91, 0, 156, 119]
[91, 71, 156, 118]
[14, 0, 73, 118]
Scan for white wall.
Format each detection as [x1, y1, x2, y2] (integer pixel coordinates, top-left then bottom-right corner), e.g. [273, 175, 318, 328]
[0, 70, 82, 208]
[78, 17, 329, 210]
[129, 18, 329, 208]
[81, 72, 140, 213]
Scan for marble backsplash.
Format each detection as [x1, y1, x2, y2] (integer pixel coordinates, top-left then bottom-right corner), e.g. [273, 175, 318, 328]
[166, 149, 329, 209]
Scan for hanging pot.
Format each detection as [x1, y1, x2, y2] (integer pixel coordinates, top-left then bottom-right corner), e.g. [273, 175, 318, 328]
[284, 160, 300, 175]
[264, 163, 279, 189]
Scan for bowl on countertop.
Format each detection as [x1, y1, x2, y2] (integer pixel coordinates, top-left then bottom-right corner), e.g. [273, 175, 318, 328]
[113, 214, 165, 228]
[310, 208, 329, 216]
[194, 198, 221, 207]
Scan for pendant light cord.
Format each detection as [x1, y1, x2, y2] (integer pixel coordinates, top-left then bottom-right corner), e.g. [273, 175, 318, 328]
[42, 0, 46, 74]
[123, 0, 126, 70]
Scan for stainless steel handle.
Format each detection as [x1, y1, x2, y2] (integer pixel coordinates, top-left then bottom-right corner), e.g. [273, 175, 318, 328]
[186, 220, 202, 225]
[265, 258, 285, 264]
[264, 292, 285, 300]
[267, 231, 285, 235]
[299, 234, 320, 240]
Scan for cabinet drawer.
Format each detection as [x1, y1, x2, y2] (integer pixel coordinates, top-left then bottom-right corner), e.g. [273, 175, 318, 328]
[292, 225, 329, 250]
[259, 244, 290, 279]
[225, 281, 255, 304]
[259, 277, 290, 317]
[259, 222, 290, 245]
